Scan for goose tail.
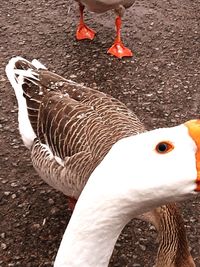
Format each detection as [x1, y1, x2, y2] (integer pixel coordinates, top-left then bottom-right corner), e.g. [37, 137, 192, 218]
[5, 56, 47, 149]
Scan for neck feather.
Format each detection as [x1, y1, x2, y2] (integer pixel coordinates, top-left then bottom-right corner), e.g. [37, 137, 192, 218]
[54, 169, 189, 267]
[54, 181, 134, 267]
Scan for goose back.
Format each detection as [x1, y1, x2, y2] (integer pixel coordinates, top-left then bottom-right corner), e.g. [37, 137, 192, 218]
[15, 59, 145, 197]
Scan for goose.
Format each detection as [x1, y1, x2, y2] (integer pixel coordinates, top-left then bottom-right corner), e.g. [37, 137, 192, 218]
[74, 0, 134, 58]
[6, 57, 200, 267]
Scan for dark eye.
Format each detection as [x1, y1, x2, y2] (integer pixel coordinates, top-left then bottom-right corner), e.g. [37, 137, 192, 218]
[155, 142, 174, 154]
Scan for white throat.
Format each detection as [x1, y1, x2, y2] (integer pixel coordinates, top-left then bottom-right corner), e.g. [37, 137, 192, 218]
[54, 194, 131, 267]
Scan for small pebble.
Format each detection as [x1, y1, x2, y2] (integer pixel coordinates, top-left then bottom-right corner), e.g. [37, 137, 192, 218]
[1, 243, 7, 250]
[0, 233, 6, 238]
[11, 194, 17, 199]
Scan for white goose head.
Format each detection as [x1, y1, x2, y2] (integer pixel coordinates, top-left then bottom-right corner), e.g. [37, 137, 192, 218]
[54, 120, 200, 267]
[73, 121, 200, 213]
[110, 122, 199, 196]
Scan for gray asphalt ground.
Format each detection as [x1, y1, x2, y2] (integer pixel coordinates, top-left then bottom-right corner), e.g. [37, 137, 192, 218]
[0, 0, 200, 266]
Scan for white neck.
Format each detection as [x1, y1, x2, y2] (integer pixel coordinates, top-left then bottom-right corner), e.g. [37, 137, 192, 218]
[54, 172, 193, 267]
[54, 193, 132, 267]
[54, 127, 196, 267]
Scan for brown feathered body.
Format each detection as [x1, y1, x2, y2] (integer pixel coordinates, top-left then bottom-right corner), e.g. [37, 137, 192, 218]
[9, 58, 195, 267]
[16, 60, 144, 198]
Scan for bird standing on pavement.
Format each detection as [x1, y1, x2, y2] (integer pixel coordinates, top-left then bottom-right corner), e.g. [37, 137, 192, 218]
[74, 0, 135, 58]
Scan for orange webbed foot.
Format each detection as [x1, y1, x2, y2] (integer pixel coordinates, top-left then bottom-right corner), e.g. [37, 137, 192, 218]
[107, 41, 133, 59]
[76, 24, 96, 40]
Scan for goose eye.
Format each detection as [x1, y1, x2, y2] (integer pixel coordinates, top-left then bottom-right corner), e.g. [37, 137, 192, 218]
[155, 142, 174, 154]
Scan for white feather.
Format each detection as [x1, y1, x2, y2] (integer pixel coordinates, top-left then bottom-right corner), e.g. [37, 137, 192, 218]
[5, 57, 37, 148]
[14, 69, 39, 80]
[32, 59, 47, 69]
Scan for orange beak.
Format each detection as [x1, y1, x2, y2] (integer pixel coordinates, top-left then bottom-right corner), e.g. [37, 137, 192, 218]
[185, 120, 200, 191]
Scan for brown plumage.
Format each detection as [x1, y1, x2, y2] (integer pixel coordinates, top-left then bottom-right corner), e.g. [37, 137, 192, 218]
[141, 204, 195, 267]
[8, 57, 195, 266]
[16, 60, 144, 198]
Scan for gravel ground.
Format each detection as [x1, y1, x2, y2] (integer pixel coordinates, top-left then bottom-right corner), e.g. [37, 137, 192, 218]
[0, 0, 200, 266]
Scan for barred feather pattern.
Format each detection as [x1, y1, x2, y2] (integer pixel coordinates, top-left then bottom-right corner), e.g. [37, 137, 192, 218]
[14, 59, 145, 198]
[154, 203, 195, 267]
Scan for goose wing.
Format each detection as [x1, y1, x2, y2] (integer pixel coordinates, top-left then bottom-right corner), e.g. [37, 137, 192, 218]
[7, 57, 145, 197]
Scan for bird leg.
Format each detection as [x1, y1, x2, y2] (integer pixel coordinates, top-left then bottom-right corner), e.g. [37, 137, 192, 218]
[67, 197, 77, 211]
[76, 4, 96, 40]
[107, 16, 133, 58]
